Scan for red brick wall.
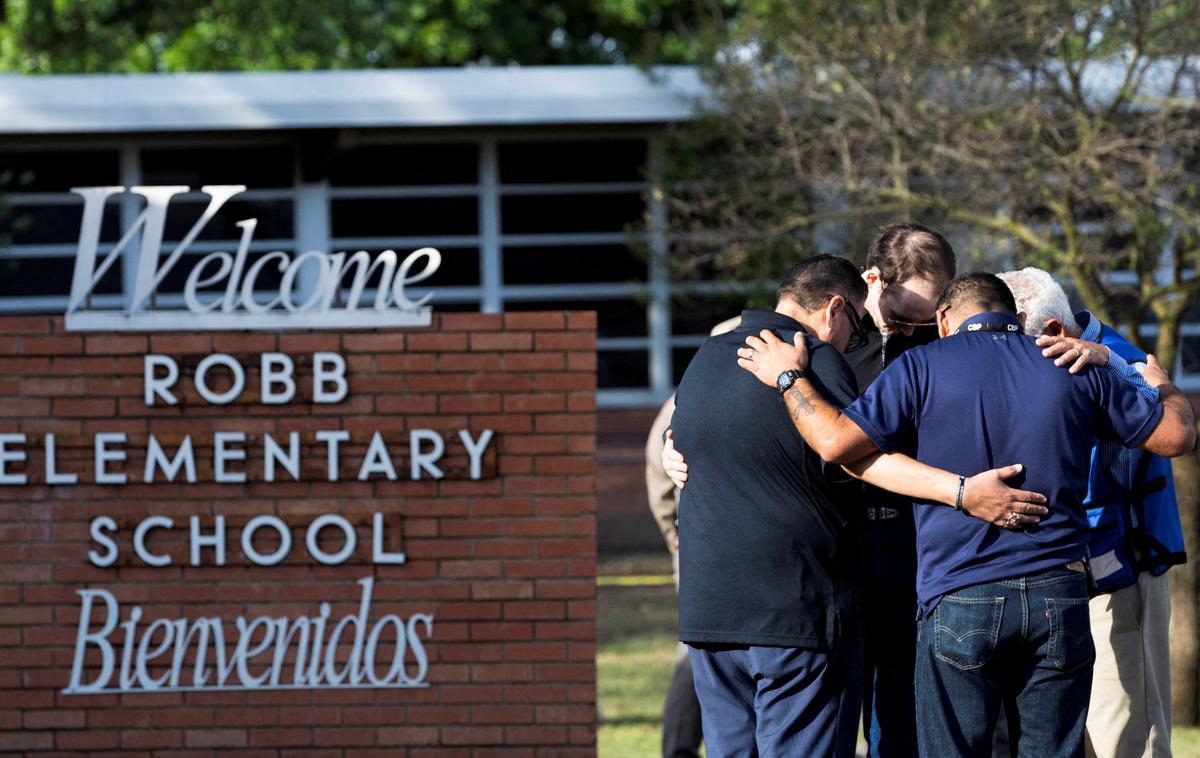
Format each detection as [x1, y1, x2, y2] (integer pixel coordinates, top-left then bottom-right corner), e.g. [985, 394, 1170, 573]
[0, 312, 597, 756]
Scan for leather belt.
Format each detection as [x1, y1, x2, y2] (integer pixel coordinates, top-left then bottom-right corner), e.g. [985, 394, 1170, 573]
[865, 507, 899, 521]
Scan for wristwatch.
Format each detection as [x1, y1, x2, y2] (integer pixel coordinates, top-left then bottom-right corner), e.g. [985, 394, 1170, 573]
[776, 368, 805, 394]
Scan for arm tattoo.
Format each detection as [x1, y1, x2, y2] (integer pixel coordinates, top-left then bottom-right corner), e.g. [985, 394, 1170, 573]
[787, 384, 817, 419]
[778, 376, 862, 461]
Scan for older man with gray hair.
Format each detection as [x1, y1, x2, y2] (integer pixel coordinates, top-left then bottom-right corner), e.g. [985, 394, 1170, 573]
[998, 267, 1186, 758]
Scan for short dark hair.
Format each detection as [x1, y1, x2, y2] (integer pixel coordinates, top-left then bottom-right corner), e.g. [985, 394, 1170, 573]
[777, 254, 868, 311]
[935, 273, 1018, 317]
[866, 223, 956, 288]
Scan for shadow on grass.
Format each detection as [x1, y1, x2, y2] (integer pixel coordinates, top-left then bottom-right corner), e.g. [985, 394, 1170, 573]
[598, 584, 678, 643]
[599, 715, 665, 726]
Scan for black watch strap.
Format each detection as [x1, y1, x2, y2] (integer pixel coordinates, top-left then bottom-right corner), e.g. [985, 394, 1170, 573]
[776, 369, 805, 394]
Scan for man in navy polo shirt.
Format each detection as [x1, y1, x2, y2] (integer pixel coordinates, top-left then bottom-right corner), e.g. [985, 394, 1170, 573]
[736, 273, 1196, 756]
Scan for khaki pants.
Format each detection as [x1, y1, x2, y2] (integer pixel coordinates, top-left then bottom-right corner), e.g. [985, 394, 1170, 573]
[1085, 571, 1172, 758]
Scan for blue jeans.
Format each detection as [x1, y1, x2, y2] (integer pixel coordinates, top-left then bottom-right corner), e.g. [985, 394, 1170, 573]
[689, 642, 862, 758]
[915, 568, 1095, 757]
[860, 518, 918, 757]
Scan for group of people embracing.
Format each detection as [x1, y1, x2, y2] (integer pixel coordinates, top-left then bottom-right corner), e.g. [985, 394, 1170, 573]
[647, 223, 1196, 757]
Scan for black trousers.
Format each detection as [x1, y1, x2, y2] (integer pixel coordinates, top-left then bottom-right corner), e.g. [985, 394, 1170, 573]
[663, 646, 703, 758]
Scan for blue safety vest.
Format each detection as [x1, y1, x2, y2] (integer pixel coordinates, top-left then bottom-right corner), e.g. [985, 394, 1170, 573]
[1084, 321, 1187, 593]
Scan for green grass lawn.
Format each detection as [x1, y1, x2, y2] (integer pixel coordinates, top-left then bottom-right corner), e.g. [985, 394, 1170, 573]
[1177, 727, 1200, 756]
[597, 555, 680, 757]
[597, 552, 1200, 757]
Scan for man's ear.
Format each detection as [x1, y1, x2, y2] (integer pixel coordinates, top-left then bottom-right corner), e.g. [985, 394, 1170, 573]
[1041, 318, 1063, 337]
[826, 294, 844, 322]
[936, 308, 951, 339]
[811, 296, 839, 342]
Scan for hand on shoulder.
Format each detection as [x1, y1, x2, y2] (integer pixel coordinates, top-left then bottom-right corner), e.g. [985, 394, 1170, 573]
[1034, 334, 1108, 374]
[736, 329, 809, 388]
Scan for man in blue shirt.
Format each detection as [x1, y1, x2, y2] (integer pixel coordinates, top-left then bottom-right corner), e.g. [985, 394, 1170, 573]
[1000, 267, 1185, 758]
[735, 273, 1196, 756]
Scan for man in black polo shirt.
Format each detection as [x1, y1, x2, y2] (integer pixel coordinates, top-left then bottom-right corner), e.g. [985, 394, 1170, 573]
[671, 254, 867, 757]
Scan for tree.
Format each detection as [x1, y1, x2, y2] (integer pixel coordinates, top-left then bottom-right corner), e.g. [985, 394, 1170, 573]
[666, 0, 1200, 721]
[0, 0, 741, 72]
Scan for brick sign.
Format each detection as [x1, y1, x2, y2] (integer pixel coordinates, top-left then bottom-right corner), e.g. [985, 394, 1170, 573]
[0, 312, 598, 754]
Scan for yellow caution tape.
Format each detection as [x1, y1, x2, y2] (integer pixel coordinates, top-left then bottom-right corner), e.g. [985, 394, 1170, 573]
[596, 574, 674, 587]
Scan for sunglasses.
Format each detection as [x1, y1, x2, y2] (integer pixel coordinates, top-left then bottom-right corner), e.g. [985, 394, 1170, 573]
[884, 315, 937, 330]
[880, 283, 936, 330]
[828, 294, 870, 350]
[860, 266, 938, 330]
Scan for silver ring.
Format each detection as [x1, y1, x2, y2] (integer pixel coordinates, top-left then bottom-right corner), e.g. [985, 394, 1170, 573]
[1005, 512, 1021, 529]
[746, 348, 755, 358]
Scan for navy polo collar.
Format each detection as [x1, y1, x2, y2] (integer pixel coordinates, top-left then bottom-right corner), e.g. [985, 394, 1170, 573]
[739, 309, 810, 335]
[954, 311, 1023, 335]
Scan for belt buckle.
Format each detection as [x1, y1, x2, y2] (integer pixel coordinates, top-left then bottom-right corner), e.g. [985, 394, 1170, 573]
[864, 507, 897, 522]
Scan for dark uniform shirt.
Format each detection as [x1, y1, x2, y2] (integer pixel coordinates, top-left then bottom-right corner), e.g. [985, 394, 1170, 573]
[840, 321, 938, 591]
[842, 322, 939, 517]
[843, 311, 1163, 615]
[672, 309, 860, 648]
[843, 322, 940, 396]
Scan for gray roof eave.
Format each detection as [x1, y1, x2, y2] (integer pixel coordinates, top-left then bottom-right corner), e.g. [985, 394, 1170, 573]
[0, 65, 707, 135]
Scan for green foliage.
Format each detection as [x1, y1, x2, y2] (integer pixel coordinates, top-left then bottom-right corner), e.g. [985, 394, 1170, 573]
[666, 0, 1200, 360]
[0, 0, 743, 72]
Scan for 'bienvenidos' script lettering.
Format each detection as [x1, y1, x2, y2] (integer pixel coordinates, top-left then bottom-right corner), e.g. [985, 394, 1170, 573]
[65, 577, 432, 694]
